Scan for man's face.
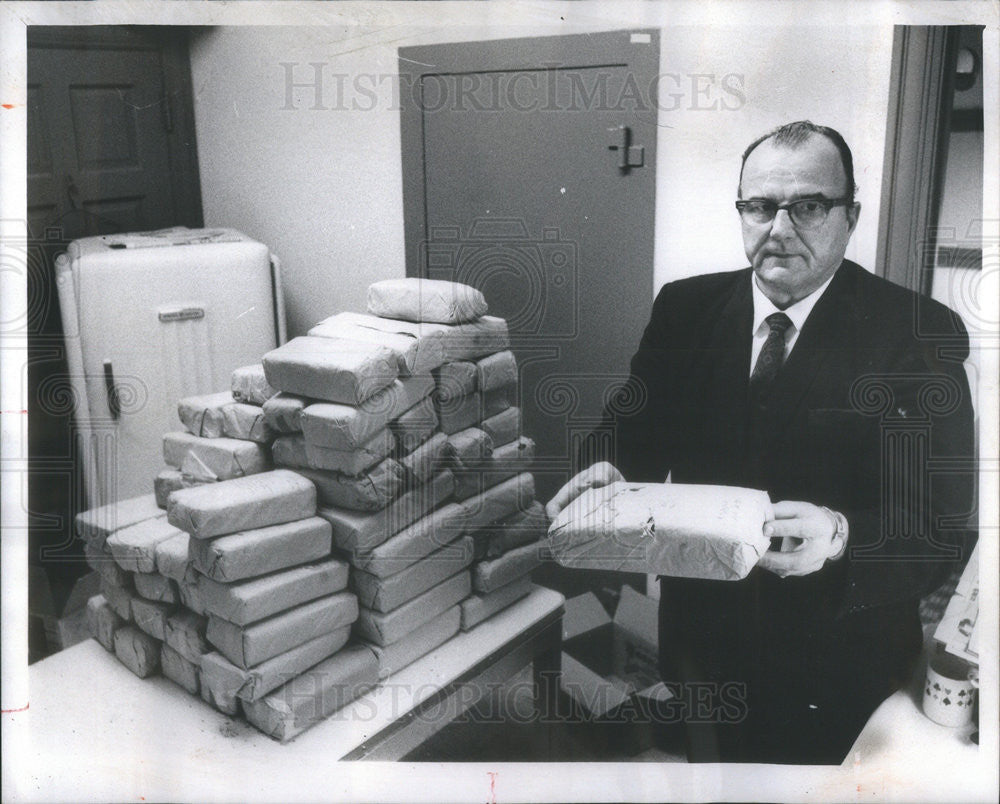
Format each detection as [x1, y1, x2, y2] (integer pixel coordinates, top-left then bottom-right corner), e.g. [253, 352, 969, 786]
[739, 134, 860, 307]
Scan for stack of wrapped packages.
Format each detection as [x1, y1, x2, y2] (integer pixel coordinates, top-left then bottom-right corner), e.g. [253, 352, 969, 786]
[80, 278, 550, 742]
[150, 361, 280, 504]
[82, 372, 376, 741]
[273, 278, 544, 674]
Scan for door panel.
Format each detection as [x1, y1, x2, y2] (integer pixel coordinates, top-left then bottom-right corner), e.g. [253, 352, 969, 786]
[401, 30, 659, 499]
[29, 44, 177, 235]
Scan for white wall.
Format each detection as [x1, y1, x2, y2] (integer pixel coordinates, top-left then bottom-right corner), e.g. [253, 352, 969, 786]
[190, 21, 892, 337]
[653, 26, 891, 289]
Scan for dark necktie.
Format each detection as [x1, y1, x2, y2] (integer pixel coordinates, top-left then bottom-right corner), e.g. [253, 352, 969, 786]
[750, 312, 793, 396]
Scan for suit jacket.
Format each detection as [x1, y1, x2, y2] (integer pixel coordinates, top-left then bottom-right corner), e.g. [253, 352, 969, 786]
[583, 260, 976, 719]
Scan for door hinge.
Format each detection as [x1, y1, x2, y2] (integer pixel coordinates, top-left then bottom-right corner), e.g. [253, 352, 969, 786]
[608, 125, 644, 172]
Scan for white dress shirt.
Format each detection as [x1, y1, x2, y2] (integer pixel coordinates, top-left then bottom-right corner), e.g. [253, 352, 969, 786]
[749, 272, 836, 376]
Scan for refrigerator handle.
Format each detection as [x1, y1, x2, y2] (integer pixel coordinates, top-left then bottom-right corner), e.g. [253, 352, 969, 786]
[103, 360, 121, 420]
[270, 252, 288, 346]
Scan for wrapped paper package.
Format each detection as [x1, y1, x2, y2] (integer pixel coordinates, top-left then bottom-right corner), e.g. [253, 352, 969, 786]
[154, 469, 211, 510]
[131, 596, 175, 641]
[472, 501, 548, 560]
[300, 375, 434, 450]
[106, 517, 185, 574]
[188, 517, 333, 583]
[86, 542, 133, 588]
[231, 363, 277, 406]
[167, 469, 317, 540]
[433, 360, 477, 403]
[271, 434, 310, 468]
[163, 431, 271, 482]
[304, 428, 396, 476]
[164, 610, 210, 664]
[437, 315, 509, 360]
[351, 536, 474, 613]
[201, 628, 351, 706]
[472, 539, 543, 593]
[438, 392, 482, 435]
[546, 482, 774, 581]
[262, 335, 398, 406]
[354, 570, 471, 646]
[398, 432, 449, 485]
[294, 459, 405, 512]
[452, 437, 535, 501]
[242, 644, 379, 742]
[351, 502, 469, 578]
[318, 470, 454, 554]
[480, 407, 521, 447]
[197, 558, 349, 626]
[100, 577, 136, 621]
[308, 311, 447, 375]
[86, 594, 124, 651]
[329, 313, 509, 362]
[262, 392, 309, 433]
[390, 397, 438, 453]
[75, 494, 163, 548]
[177, 391, 234, 438]
[370, 605, 460, 679]
[326, 313, 443, 352]
[178, 565, 208, 615]
[444, 427, 493, 465]
[155, 532, 191, 583]
[133, 571, 178, 604]
[475, 434, 535, 479]
[460, 575, 533, 632]
[206, 591, 358, 669]
[114, 625, 161, 679]
[221, 402, 278, 444]
[476, 350, 517, 392]
[161, 645, 200, 695]
[366, 278, 488, 325]
[198, 664, 240, 715]
[460, 472, 535, 533]
[482, 384, 515, 418]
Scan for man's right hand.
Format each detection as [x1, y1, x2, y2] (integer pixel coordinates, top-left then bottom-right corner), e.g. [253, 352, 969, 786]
[544, 462, 625, 521]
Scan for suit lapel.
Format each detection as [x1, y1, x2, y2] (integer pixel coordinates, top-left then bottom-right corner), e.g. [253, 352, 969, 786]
[697, 271, 754, 477]
[766, 262, 857, 428]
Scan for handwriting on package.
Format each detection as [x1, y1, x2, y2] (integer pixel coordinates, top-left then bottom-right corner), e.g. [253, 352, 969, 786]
[547, 483, 773, 581]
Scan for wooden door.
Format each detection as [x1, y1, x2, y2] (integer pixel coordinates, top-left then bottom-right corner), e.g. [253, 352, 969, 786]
[26, 26, 202, 623]
[400, 30, 659, 501]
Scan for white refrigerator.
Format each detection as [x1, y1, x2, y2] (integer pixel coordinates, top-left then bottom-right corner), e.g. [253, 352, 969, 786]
[56, 227, 286, 507]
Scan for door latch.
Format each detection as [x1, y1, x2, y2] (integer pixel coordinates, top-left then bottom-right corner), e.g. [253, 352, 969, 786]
[608, 125, 645, 172]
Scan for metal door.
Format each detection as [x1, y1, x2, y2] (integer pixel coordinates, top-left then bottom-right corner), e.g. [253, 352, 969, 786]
[400, 30, 659, 499]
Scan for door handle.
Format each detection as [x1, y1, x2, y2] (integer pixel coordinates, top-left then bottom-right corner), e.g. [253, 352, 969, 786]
[608, 125, 645, 172]
[103, 359, 121, 420]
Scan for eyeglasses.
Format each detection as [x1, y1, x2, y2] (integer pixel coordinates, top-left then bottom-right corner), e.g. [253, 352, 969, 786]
[735, 197, 854, 230]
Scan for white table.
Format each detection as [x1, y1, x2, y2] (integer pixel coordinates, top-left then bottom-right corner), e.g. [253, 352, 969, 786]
[9, 588, 992, 803]
[844, 631, 986, 800]
[9, 586, 564, 802]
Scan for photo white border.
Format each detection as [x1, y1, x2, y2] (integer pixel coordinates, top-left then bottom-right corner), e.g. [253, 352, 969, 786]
[1, 2, 997, 802]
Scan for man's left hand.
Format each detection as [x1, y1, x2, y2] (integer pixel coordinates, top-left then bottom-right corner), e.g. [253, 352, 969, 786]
[757, 501, 845, 578]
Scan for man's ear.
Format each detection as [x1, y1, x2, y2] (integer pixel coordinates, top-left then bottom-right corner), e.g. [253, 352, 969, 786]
[846, 202, 861, 236]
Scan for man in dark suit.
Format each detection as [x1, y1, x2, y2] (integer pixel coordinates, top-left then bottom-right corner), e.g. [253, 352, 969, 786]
[546, 121, 976, 764]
